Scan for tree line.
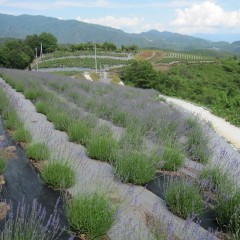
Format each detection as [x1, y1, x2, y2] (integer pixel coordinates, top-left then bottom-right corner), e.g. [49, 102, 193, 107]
[0, 32, 57, 69]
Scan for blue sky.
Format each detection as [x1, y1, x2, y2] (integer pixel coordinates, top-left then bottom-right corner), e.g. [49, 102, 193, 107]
[1, 0, 240, 42]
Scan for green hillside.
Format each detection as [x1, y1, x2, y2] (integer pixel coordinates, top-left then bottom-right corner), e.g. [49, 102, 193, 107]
[0, 13, 239, 53]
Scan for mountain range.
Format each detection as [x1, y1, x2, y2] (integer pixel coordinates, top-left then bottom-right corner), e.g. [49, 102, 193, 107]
[0, 13, 240, 54]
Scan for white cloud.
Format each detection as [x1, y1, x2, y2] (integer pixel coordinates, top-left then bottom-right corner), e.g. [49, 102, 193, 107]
[171, 1, 240, 34]
[76, 16, 142, 29]
[76, 15, 164, 33]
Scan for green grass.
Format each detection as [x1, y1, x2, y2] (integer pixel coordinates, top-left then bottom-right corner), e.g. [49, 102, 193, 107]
[114, 151, 157, 185]
[41, 161, 76, 189]
[159, 145, 185, 171]
[13, 127, 32, 143]
[0, 157, 6, 174]
[86, 127, 118, 162]
[26, 143, 50, 161]
[165, 180, 204, 219]
[66, 192, 116, 239]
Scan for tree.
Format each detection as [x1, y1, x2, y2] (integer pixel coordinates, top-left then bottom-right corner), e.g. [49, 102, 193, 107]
[121, 60, 158, 88]
[39, 32, 57, 53]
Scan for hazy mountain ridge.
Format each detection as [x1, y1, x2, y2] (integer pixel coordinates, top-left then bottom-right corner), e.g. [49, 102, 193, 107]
[0, 13, 239, 53]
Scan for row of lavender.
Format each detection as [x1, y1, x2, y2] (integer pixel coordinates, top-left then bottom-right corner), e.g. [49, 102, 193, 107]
[0, 68, 239, 238]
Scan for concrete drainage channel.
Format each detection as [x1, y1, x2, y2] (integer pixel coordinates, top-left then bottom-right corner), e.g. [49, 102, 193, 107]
[0, 77, 225, 239]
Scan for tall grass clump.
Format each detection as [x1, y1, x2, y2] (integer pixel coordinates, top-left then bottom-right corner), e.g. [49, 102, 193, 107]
[0, 157, 6, 174]
[165, 179, 204, 219]
[24, 89, 41, 101]
[41, 160, 76, 189]
[66, 192, 116, 239]
[114, 151, 157, 185]
[159, 145, 185, 171]
[13, 126, 32, 143]
[185, 118, 210, 164]
[86, 127, 118, 162]
[1, 199, 64, 240]
[26, 143, 50, 161]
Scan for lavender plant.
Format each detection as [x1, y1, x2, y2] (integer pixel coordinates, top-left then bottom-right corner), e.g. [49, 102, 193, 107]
[66, 192, 116, 239]
[0, 199, 67, 240]
[0, 156, 6, 174]
[41, 160, 76, 189]
[26, 143, 50, 161]
[165, 179, 204, 219]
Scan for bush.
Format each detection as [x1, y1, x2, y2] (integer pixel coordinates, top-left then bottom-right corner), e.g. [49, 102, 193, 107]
[165, 180, 203, 219]
[66, 192, 115, 239]
[86, 127, 118, 162]
[160, 145, 185, 171]
[114, 151, 157, 185]
[0, 157, 6, 174]
[41, 161, 76, 189]
[13, 127, 32, 143]
[26, 143, 50, 161]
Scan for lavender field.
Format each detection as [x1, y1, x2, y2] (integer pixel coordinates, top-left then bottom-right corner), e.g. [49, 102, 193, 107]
[0, 68, 240, 239]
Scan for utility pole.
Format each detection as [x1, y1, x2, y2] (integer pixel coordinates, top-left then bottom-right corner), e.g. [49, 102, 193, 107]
[40, 42, 43, 60]
[35, 47, 38, 71]
[95, 44, 97, 73]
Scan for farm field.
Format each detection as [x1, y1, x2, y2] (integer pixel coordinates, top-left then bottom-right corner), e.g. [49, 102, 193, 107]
[0, 68, 240, 239]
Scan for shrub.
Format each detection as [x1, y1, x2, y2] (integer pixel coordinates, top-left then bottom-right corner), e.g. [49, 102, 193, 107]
[13, 127, 32, 143]
[160, 145, 185, 171]
[15, 82, 24, 92]
[86, 127, 118, 162]
[67, 121, 92, 146]
[26, 143, 50, 161]
[41, 161, 76, 189]
[0, 157, 6, 174]
[114, 151, 157, 185]
[165, 180, 203, 219]
[66, 192, 116, 239]
[112, 111, 127, 127]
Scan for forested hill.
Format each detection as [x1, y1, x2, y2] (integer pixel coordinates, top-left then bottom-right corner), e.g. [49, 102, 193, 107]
[0, 13, 239, 53]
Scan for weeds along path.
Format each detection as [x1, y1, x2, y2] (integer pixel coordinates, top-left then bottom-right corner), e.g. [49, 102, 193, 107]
[0, 78, 217, 239]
